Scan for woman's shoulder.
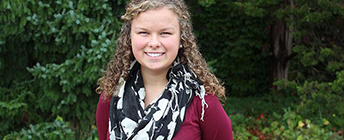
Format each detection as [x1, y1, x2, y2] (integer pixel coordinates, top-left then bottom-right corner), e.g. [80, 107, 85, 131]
[192, 94, 233, 140]
[191, 94, 222, 109]
[187, 94, 225, 121]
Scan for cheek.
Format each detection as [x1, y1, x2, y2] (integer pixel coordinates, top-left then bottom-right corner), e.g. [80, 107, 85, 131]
[131, 36, 146, 51]
[163, 37, 180, 51]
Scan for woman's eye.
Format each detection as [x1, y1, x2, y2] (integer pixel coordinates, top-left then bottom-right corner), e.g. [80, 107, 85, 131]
[139, 32, 148, 35]
[161, 32, 171, 35]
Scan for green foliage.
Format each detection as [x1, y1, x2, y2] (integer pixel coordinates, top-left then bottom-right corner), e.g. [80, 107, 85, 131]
[224, 94, 298, 118]
[296, 71, 344, 128]
[260, 109, 342, 139]
[275, 71, 344, 129]
[228, 97, 343, 139]
[0, 0, 127, 138]
[188, 0, 270, 96]
[0, 81, 39, 138]
[287, 0, 344, 81]
[3, 116, 75, 140]
[197, 0, 216, 7]
[272, 0, 344, 130]
[234, 0, 344, 134]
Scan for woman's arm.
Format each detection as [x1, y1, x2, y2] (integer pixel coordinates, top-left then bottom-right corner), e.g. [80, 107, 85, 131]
[200, 95, 233, 140]
[96, 93, 111, 140]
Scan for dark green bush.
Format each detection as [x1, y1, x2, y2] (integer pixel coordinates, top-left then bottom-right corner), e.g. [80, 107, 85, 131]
[3, 116, 75, 140]
[0, 0, 127, 138]
[273, 0, 344, 130]
[188, 0, 270, 97]
[275, 70, 344, 129]
[228, 98, 343, 139]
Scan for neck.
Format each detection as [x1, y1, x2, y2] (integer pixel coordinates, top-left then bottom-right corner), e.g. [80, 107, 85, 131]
[141, 67, 169, 88]
[140, 67, 170, 107]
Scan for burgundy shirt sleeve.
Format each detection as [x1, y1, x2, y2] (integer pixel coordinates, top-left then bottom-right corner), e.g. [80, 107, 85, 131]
[200, 95, 233, 140]
[96, 93, 111, 140]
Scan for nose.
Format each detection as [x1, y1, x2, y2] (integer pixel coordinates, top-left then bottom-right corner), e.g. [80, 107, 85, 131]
[148, 34, 161, 48]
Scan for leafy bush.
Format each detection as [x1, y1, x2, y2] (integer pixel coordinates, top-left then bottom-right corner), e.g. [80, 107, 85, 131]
[224, 92, 298, 118]
[262, 108, 342, 139]
[231, 108, 343, 140]
[188, 0, 270, 97]
[3, 116, 75, 140]
[0, 82, 38, 138]
[0, 0, 127, 138]
[271, 0, 344, 134]
[297, 70, 344, 129]
[275, 60, 344, 129]
[226, 95, 343, 139]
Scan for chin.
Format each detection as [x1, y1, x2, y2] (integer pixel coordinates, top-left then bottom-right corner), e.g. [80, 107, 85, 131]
[144, 65, 171, 72]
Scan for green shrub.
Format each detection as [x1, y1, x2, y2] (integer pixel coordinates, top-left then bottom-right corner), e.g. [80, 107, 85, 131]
[224, 93, 298, 117]
[263, 108, 342, 140]
[296, 70, 344, 129]
[232, 108, 343, 139]
[188, 0, 270, 97]
[3, 116, 75, 140]
[0, 0, 127, 138]
[274, 70, 344, 129]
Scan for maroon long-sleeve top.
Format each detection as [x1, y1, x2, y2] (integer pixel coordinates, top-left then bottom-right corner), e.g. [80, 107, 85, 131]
[96, 93, 233, 140]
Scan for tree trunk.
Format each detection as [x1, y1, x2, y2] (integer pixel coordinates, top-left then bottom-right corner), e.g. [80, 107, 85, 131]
[269, 0, 295, 90]
[269, 23, 293, 89]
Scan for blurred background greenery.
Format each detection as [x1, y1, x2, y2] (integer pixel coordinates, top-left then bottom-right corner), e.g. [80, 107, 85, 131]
[1, 0, 343, 139]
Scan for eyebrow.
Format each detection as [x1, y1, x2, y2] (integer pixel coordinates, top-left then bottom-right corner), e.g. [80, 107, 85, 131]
[161, 27, 175, 31]
[134, 27, 175, 31]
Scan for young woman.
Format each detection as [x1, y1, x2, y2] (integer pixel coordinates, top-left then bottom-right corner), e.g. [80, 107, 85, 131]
[96, 0, 233, 139]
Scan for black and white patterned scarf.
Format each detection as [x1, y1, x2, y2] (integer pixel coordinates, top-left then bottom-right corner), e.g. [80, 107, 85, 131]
[109, 60, 208, 140]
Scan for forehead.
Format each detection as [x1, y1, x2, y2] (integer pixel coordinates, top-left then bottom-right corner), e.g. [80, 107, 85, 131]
[131, 7, 179, 28]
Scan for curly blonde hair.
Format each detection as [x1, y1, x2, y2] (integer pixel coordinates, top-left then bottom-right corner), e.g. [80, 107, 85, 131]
[97, 0, 225, 100]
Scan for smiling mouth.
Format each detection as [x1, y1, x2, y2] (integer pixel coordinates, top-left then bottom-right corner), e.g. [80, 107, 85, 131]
[146, 52, 164, 57]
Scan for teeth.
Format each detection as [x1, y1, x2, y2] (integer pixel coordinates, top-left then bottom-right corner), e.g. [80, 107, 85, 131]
[146, 52, 163, 57]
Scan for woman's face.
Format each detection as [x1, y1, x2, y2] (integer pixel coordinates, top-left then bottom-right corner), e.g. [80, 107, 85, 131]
[131, 7, 180, 74]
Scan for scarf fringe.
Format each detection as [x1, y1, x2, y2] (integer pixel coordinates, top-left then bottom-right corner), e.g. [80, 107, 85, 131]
[196, 86, 208, 121]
